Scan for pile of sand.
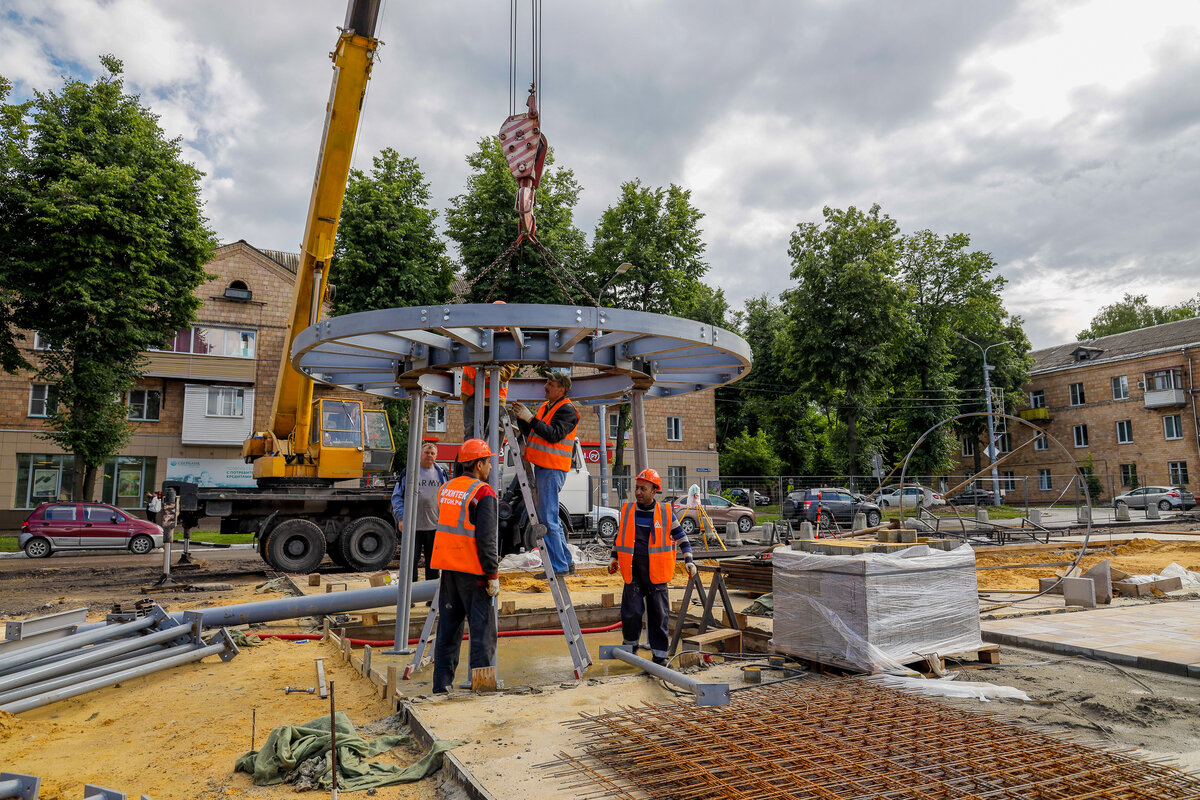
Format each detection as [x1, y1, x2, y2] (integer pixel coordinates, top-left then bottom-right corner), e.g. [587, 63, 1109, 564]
[976, 538, 1200, 591]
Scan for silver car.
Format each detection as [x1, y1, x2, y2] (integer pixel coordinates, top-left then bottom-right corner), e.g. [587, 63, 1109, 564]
[1112, 486, 1196, 511]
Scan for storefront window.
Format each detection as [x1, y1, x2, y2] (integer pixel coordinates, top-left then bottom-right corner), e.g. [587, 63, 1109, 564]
[14, 454, 77, 508]
[101, 456, 158, 509]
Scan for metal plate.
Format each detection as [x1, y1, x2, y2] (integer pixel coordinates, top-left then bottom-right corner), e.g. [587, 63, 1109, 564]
[291, 304, 752, 405]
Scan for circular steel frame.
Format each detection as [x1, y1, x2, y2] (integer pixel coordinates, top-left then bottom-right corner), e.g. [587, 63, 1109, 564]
[291, 303, 753, 405]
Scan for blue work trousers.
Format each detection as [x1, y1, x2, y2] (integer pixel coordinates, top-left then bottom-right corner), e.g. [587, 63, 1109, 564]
[534, 464, 573, 574]
[620, 555, 672, 659]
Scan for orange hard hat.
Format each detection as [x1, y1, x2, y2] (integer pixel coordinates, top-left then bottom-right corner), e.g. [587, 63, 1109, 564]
[635, 468, 661, 491]
[457, 438, 494, 462]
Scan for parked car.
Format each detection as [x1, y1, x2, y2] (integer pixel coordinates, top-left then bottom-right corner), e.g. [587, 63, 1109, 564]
[873, 484, 945, 509]
[581, 505, 620, 542]
[949, 486, 1004, 506]
[727, 488, 770, 506]
[666, 494, 756, 536]
[1112, 486, 1196, 511]
[19, 502, 164, 558]
[781, 488, 882, 528]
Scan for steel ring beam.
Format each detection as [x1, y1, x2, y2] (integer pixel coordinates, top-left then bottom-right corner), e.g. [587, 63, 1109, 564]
[291, 303, 753, 405]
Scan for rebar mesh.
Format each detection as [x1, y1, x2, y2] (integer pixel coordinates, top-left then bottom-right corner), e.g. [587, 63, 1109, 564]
[544, 678, 1200, 800]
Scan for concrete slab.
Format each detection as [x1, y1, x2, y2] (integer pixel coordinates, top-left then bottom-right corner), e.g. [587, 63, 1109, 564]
[982, 600, 1200, 678]
[1060, 577, 1097, 608]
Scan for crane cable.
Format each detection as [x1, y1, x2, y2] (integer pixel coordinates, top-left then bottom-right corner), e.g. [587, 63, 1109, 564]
[509, 0, 542, 115]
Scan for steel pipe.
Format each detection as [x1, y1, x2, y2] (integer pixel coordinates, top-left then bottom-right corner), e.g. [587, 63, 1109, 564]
[0, 621, 195, 693]
[0, 633, 236, 714]
[0, 613, 158, 673]
[0, 642, 205, 706]
[599, 644, 729, 706]
[0, 773, 40, 800]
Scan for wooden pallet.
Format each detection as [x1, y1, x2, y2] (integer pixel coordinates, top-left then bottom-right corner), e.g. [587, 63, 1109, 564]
[768, 643, 1001, 676]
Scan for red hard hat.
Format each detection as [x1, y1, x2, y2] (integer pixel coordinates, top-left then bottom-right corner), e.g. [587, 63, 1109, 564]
[635, 468, 661, 491]
[457, 438, 494, 462]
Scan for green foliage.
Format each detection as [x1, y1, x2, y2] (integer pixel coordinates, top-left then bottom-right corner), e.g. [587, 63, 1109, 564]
[780, 204, 906, 474]
[0, 77, 33, 373]
[1077, 292, 1200, 340]
[586, 180, 710, 314]
[330, 147, 453, 314]
[0, 57, 216, 497]
[1079, 454, 1103, 500]
[445, 137, 587, 304]
[719, 429, 784, 476]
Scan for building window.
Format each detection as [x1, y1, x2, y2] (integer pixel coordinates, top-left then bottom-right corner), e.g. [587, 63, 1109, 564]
[14, 454, 77, 508]
[1001, 471, 1016, 492]
[1148, 368, 1182, 391]
[1164, 414, 1183, 440]
[666, 466, 686, 493]
[1068, 383, 1086, 406]
[960, 436, 975, 457]
[1110, 375, 1129, 400]
[206, 387, 245, 418]
[153, 326, 256, 358]
[101, 456, 157, 509]
[28, 384, 59, 418]
[1033, 433, 1048, 451]
[426, 404, 446, 433]
[996, 433, 1011, 453]
[1073, 424, 1089, 448]
[127, 390, 162, 422]
[608, 413, 621, 440]
[223, 280, 253, 301]
[32, 332, 61, 351]
[1119, 464, 1138, 487]
[1038, 469, 1053, 491]
[666, 417, 683, 442]
[1168, 461, 1189, 486]
[1116, 420, 1133, 444]
[1029, 389, 1045, 409]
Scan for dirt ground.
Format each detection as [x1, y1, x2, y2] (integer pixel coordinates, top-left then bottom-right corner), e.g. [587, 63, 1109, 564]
[974, 537, 1200, 591]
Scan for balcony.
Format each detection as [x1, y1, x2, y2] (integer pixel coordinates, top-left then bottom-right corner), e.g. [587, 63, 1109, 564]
[1144, 388, 1186, 408]
[1019, 407, 1052, 423]
[143, 351, 256, 383]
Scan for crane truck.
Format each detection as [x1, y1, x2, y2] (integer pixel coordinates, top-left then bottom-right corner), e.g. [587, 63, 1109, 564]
[168, 0, 399, 575]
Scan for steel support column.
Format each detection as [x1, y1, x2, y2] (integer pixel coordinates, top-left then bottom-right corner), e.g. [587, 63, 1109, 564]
[487, 366, 501, 491]
[630, 390, 649, 475]
[597, 404, 609, 507]
[386, 388, 424, 655]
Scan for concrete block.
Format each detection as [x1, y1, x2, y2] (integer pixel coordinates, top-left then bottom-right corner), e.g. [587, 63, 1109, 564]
[1077, 506, 1091, 523]
[897, 530, 917, 543]
[852, 512, 867, 532]
[797, 521, 814, 540]
[1114, 504, 1131, 522]
[975, 509, 989, 523]
[1082, 560, 1113, 605]
[1038, 577, 1063, 595]
[1061, 577, 1097, 608]
[1028, 508, 1042, 525]
[1146, 503, 1161, 520]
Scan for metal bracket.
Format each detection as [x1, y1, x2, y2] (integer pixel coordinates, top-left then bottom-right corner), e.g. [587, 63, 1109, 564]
[207, 627, 241, 663]
[0, 773, 40, 800]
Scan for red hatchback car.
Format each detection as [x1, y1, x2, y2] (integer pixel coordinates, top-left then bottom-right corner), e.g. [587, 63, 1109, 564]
[19, 502, 164, 558]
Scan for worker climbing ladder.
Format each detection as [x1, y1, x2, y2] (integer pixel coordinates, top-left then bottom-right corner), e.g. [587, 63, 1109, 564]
[404, 411, 593, 681]
[500, 412, 593, 678]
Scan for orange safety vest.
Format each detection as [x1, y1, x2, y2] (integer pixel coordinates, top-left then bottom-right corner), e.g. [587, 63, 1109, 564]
[615, 501, 678, 584]
[524, 397, 577, 471]
[430, 476, 487, 575]
[460, 366, 508, 402]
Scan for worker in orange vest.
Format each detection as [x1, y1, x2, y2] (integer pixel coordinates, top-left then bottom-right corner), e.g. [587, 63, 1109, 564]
[608, 468, 697, 664]
[430, 438, 500, 693]
[512, 370, 579, 577]
[461, 363, 519, 441]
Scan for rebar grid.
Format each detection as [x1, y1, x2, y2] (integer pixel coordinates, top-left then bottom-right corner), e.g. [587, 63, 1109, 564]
[543, 678, 1200, 800]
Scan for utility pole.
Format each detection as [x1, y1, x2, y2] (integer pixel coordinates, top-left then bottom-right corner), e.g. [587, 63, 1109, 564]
[958, 334, 1014, 507]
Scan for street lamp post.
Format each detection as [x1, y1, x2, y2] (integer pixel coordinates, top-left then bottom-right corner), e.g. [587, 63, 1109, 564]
[595, 263, 634, 510]
[958, 334, 1014, 507]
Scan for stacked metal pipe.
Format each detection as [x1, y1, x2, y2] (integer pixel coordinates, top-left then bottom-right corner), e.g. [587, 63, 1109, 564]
[0, 604, 238, 714]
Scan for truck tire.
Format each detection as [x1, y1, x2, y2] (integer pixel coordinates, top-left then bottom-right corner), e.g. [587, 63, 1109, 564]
[264, 518, 326, 573]
[337, 516, 397, 572]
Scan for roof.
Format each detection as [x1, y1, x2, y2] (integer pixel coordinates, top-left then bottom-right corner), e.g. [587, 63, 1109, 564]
[256, 248, 300, 274]
[1031, 316, 1200, 373]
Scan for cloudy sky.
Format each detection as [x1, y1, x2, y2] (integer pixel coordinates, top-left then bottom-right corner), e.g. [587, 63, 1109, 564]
[3, 0, 1198, 348]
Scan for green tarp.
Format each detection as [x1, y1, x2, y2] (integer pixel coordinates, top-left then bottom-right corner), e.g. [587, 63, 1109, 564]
[235, 711, 463, 792]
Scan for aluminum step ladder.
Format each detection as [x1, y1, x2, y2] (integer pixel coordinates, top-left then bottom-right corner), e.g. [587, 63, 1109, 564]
[402, 582, 440, 680]
[501, 414, 593, 678]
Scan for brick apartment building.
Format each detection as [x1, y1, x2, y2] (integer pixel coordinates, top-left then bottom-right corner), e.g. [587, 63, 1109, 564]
[0, 241, 717, 527]
[953, 318, 1200, 503]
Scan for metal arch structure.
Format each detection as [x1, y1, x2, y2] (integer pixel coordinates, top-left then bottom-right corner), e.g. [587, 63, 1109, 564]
[290, 303, 753, 405]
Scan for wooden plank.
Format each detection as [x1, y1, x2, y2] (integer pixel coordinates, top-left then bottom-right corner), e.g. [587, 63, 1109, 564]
[471, 665, 497, 691]
[683, 628, 742, 654]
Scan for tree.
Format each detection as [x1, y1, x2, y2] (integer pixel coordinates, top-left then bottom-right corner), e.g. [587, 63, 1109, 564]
[330, 148, 453, 315]
[780, 205, 906, 478]
[444, 137, 587, 304]
[0, 57, 216, 499]
[719, 429, 784, 476]
[584, 179, 716, 482]
[0, 77, 33, 373]
[1077, 292, 1200, 339]
[329, 147, 454, 465]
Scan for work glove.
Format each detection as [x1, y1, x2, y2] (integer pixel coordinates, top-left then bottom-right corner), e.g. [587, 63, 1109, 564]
[511, 403, 533, 422]
[686, 561, 698, 578]
[486, 578, 500, 597]
[608, 558, 619, 575]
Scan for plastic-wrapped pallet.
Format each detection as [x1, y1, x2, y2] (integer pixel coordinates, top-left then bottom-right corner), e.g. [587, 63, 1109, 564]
[771, 544, 982, 674]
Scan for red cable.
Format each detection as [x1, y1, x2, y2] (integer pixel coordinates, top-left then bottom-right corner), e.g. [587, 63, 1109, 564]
[251, 620, 623, 647]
